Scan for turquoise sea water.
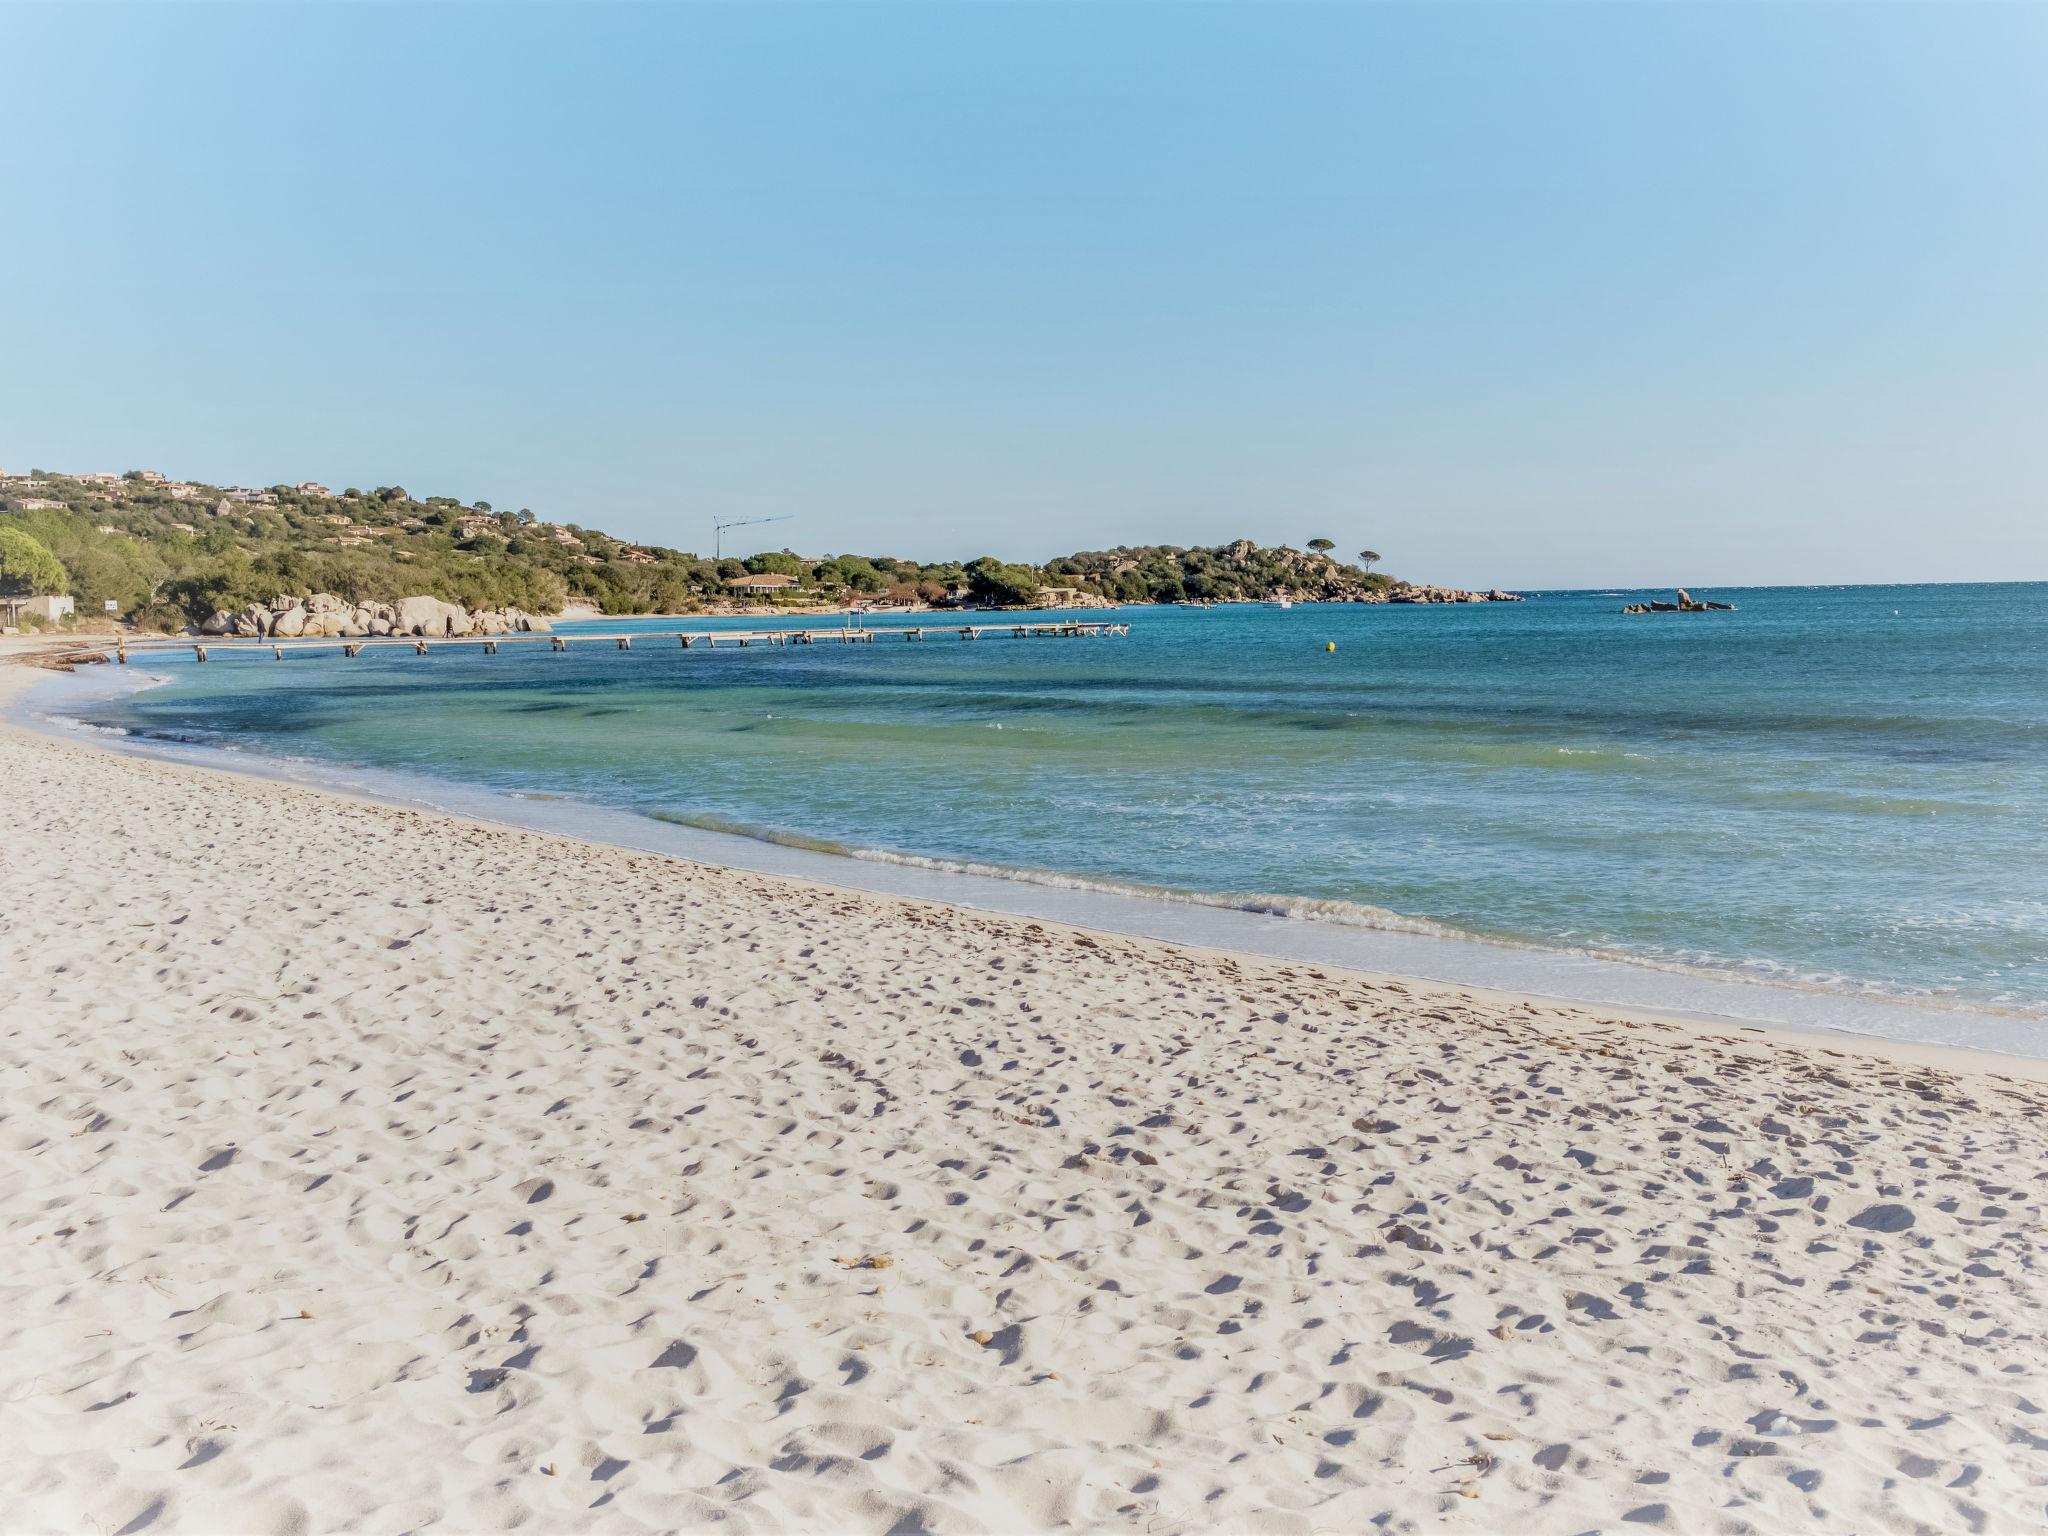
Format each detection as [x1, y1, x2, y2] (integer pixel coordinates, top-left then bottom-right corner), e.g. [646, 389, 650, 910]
[46, 584, 2048, 1030]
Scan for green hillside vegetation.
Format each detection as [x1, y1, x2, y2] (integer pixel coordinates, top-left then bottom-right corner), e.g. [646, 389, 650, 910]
[1, 471, 1396, 629]
[0, 526, 68, 595]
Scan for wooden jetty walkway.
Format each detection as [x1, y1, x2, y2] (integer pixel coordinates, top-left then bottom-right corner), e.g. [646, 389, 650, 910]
[111, 620, 1131, 664]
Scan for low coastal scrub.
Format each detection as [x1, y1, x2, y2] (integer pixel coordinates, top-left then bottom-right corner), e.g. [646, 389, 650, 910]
[1, 467, 1507, 627]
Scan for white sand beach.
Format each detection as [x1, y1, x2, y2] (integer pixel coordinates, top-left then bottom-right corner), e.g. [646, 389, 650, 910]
[3, 659, 2045, 1536]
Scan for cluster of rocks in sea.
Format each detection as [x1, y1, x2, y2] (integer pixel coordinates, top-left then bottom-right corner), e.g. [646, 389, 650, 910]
[1621, 588, 1736, 614]
[195, 593, 553, 639]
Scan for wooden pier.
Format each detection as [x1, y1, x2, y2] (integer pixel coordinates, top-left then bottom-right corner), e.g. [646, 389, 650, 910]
[113, 620, 1131, 665]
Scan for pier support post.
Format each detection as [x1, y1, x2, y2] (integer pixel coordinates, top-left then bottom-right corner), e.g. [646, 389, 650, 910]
[681, 635, 693, 648]
[483, 639, 498, 654]
[616, 636, 631, 651]
[343, 643, 360, 657]
[552, 635, 567, 652]
[273, 645, 283, 660]
[415, 640, 429, 654]
[194, 645, 208, 663]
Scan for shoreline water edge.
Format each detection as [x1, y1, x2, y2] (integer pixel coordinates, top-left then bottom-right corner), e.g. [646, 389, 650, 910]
[10, 648, 2042, 1061]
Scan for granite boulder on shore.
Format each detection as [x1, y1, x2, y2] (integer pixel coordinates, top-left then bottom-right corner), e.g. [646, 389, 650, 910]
[196, 594, 553, 639]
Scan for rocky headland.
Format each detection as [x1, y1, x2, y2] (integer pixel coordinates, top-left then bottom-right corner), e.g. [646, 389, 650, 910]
[1378, 582, 1523, 605]
[196, 593, 553, 640]
[1161, 541, 1520, 605]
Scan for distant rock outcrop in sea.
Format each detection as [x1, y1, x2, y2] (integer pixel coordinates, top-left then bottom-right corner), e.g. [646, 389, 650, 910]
[1622, 588, 1736, 614]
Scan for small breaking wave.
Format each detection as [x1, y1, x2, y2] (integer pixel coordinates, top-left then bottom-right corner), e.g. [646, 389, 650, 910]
[43, 715, 134, 739]
[653, 810, 1516, 941]
[645, 808, 2048, 1023]
[854, 848, 1474, 939]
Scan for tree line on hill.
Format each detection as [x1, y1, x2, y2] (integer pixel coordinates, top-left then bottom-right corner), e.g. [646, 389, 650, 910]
[1, 470, 1397, 629]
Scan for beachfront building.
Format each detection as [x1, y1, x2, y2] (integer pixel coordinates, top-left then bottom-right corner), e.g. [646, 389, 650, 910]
[723, 573, 800, 594]
[1, 594, 75, 627]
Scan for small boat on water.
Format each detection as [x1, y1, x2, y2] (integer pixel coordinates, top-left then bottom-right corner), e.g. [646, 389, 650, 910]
[1268, 597, 1294, 609]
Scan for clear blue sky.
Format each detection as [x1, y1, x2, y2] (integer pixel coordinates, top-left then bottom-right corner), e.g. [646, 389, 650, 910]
[5, 3, 2044, 587]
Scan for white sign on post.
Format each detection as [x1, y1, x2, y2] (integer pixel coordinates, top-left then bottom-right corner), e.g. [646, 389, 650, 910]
[105, 600, 119, 613]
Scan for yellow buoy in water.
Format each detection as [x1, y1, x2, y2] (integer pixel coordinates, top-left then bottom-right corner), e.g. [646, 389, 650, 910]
[1325, 641, 1337, 652]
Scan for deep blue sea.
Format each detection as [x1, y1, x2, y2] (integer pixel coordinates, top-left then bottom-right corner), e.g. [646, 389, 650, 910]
[38, 584, 2048, 1046]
